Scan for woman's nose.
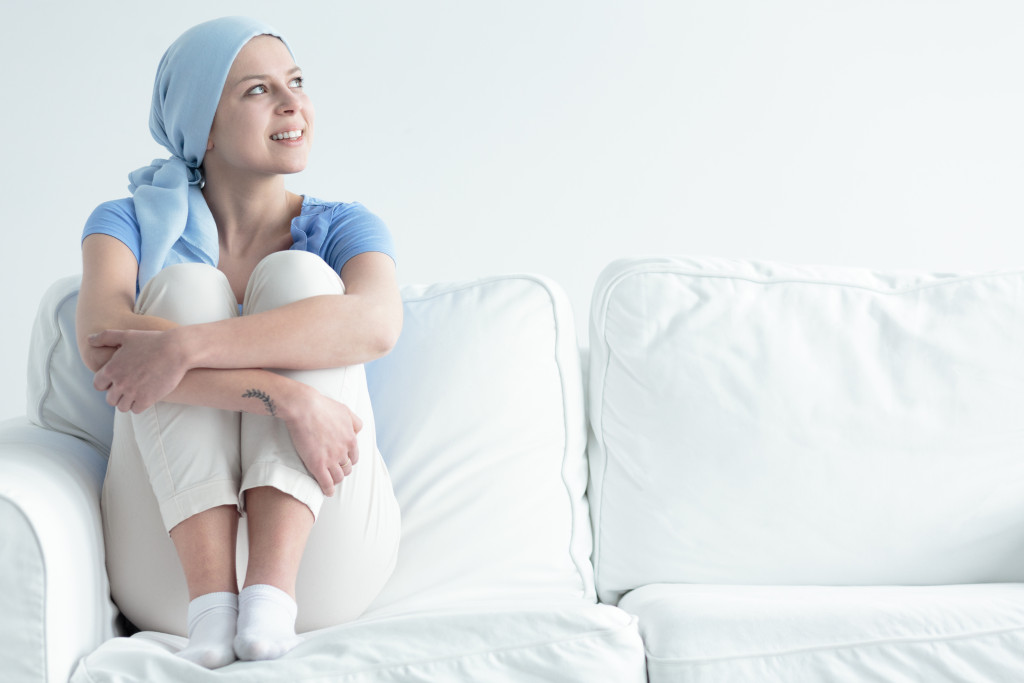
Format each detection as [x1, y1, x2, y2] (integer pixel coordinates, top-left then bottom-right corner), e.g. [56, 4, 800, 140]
[277, 90, 302, 114]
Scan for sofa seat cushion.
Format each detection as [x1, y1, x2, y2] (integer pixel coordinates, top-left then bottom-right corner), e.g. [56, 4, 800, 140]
[71, 602, 646, 682]
[620, 583, 1024, 683]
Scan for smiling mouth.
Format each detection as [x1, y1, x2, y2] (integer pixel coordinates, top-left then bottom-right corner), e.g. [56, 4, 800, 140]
[270, 129, 303, 141]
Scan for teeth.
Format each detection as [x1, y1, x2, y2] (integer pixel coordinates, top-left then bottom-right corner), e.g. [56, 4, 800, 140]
[271, 130, 303, 141]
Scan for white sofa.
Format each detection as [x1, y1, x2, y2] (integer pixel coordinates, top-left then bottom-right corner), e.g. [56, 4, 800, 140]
[2, 256, 1024, 682]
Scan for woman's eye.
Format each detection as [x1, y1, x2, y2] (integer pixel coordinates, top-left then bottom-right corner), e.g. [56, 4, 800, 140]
[246, 84, 267, 95]
[290, 76, 304, 88]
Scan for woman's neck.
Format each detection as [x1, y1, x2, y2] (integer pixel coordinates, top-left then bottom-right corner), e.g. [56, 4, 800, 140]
[202, 172, 301, 256]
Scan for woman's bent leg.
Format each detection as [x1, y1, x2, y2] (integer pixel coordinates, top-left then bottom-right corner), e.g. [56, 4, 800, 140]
[238, 251, 401, 637]
[233, 486, 311, 660]
[101, 264, 243, 640]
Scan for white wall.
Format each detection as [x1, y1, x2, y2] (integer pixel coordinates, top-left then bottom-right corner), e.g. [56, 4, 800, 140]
[2, 0, 1023, 419]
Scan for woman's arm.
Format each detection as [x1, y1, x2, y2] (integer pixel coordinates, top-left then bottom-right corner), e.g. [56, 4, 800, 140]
[175, 250, 403, 371]
[83, 236, 403, 406]
[76, 234, 178, 372]
[86, 250, 403, 407]
[157, 364, 363, 497]
[76, 234, 367, 495]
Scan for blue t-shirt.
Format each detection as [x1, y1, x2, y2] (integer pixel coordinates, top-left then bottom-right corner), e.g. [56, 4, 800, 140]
[81, 195, 396, 284]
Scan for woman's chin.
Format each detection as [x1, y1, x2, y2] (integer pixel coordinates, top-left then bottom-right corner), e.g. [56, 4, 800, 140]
[273, 157, 311, 175]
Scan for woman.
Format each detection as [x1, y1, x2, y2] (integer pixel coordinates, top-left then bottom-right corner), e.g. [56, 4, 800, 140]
[75, 17, 401, 669]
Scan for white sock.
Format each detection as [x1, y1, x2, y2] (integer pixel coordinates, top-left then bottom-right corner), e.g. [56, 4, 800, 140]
[233, 584, 303, 661]
[177, 591, 238, 669]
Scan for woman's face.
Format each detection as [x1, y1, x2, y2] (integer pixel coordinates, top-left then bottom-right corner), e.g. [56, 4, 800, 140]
[205, 35, 315, 179]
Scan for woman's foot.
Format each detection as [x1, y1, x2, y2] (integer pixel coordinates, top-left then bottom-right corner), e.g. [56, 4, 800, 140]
[177, 591, 238, 669]
[233, 584, 303, 660]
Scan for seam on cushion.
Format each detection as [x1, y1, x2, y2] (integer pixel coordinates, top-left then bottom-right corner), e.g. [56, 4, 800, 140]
[591, 268, 622, 602]
[609, 264, 1024, 296]
[400, 274, 550, 303]
[648, 623, 1024, 665]
[0, 494, 48, 683]
[104, 615, 639, 682]
[534, 275, 591, 599]
[294, 618, 640, 682]
[31, 286, 78, 434]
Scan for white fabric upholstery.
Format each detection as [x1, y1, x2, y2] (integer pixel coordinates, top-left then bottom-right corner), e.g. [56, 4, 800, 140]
[73, 603, 644, 682]
[13, 256, 1024, 682]
[620, 583, 1024, 682]
[26, 276, 114, 456]
[589, 256, 1024, 603]
[0, 418, 118, 683]
[23, 272, 596, 619]
[363, 275, 595, 616]
[22, 272, 629, 681]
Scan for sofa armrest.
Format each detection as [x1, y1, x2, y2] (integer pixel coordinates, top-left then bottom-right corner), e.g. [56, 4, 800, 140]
[0, 417, 118, 683]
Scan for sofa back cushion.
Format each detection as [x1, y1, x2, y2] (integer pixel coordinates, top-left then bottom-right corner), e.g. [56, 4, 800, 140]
[28, 273, 594, 609]
[27, 275, 115, 455]
[588, 256, 1024, 604]
[363, 275, 594, 614]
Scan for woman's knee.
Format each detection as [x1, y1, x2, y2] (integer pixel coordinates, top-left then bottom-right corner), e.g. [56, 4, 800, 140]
[243, 251, 345, 314]
[135, 263, 237, 324]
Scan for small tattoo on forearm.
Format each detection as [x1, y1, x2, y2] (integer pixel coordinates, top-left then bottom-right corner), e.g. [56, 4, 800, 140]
[243, 389, 277, 416]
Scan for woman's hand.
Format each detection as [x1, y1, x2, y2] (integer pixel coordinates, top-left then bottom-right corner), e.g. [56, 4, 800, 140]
[90, 328, 190, 413]
[281, 386, 363, 497]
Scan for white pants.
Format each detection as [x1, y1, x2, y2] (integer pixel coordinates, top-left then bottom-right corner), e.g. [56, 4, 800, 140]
[101, 251, 400, 636]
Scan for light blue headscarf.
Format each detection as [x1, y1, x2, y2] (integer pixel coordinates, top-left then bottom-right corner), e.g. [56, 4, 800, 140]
[129, 16, 290, 289]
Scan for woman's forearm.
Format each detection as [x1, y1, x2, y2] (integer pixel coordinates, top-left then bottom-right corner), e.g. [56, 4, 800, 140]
[181, 252, 403, 372]
[152, 364, 363, 499]
[180, 293, 401, 372]
[162, 364, 310, 421]
[80, 241, 402, 376]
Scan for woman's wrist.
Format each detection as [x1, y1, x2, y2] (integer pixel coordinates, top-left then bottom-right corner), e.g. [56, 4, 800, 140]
[167, 325, 201, 373]
[268, 377, 314, 422]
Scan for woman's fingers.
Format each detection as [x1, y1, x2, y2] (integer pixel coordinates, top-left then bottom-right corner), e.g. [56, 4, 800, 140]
[97, 376, 151, 413]
[285, 392, 363, 498]
[316, 467, 336, 497]
[328, 460, 354, 486]
[347, 427, 360, 465]
[89, 329, 187, 410]
[93, 365, 112, 392]
[88, 330, 123, 348]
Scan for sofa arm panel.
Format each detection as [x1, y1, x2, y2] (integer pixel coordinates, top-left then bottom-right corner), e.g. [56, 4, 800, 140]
[0, 418, 118, 683]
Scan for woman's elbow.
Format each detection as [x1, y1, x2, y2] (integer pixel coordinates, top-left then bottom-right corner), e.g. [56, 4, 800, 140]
[373, 326, 401, 358]
[372, 310, 403, 358]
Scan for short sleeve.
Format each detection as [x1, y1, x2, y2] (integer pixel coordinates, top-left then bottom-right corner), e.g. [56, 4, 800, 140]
[81, 198, 142, 264]
[319, 202, 397, 274]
